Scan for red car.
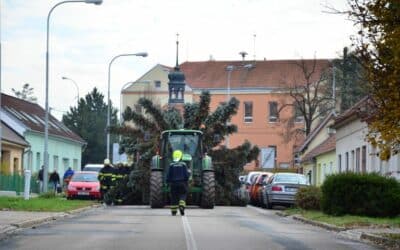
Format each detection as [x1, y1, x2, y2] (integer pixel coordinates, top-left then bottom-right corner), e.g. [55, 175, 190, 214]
[249, 172, 273, 206]
[66, 171, 101, 200]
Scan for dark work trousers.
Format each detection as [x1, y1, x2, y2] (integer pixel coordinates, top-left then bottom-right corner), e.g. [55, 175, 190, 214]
[170, 181, 188, 207]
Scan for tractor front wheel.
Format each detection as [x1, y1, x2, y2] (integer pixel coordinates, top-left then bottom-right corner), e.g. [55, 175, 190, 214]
[200, 171, 215, 209]
[150, 171, 164, 208]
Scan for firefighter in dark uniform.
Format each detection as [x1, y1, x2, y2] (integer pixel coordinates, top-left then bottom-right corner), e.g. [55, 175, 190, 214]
[98, 159, 115, 204]
[114, 162, 125, 204]
[166, 150, 190, 216]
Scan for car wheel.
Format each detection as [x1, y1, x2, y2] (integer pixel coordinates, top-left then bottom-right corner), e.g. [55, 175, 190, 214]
[258, 190, 266, 208]
[264, 194, 272, 209]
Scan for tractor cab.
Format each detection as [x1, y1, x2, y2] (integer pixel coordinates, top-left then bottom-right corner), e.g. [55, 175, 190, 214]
[160, 130, 203, 182]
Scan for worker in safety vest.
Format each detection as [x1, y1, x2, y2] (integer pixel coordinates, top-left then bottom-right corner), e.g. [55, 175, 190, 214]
[98, 159, 115, 203]
[166, 150, 190, 216]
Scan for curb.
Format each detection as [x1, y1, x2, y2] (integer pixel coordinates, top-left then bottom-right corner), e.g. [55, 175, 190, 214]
[292, 215, 346, 232]
[66, 204, 102, 215]
[281, 213, 399, 249]
[0, 204, 100, 241]
[10, 214, 66, 229]
[361, 232, 400, 249]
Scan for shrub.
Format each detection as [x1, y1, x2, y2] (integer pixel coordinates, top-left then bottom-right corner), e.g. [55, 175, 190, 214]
[295, 186, 322, 210]
[321, 172, 400, 217]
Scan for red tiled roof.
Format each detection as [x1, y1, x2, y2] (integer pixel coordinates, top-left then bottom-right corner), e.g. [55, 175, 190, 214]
[334, 96, 369, 128]
[296, 111, 336, 153]
[180, 59, 331, 89]
[302, 135, 336, 163]
[1, 94, 85, 144]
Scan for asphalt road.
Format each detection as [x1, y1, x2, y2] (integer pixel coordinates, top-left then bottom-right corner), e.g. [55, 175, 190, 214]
[0, 206, 379, 250]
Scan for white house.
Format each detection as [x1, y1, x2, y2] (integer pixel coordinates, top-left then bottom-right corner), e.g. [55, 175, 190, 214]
[334, 97, 400, 177]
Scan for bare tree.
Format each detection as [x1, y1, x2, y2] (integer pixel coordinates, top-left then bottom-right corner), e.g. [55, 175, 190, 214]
[280, 59, 334, 137]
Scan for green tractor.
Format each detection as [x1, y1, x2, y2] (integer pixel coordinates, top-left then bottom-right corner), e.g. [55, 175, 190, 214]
[150, 129, 215, 209]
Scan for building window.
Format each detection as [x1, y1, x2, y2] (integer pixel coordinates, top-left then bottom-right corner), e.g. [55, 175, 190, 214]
[361, 146, 367, 173]
[13, 158, 19, 174]
[338, 154, 342, 173]
[63, 158, 70, 172]
[355, 149, 360, 173]
[73, 159, 78, 170]
[53, 156, 59, 171]
[154, 80, 161, 88]
[269, 101, 279, 122]
[345, 152, 349, 171]
[244, 102, 253, 123]
[36, 152, 41, 170]
[294, 102, 303, 122]
[134, 104, 142, 113]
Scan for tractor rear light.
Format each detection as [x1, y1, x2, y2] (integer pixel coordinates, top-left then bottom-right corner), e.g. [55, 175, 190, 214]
[271, 186, 282, 192]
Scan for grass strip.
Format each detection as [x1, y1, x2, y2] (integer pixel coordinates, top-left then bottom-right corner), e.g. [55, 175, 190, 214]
[285, 208, 400, 228]
[0, 196, 96, 212]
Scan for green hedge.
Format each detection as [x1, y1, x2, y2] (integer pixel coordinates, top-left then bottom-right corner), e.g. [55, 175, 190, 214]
[295, 186, 322, 210]
[321, 172, 400, 217]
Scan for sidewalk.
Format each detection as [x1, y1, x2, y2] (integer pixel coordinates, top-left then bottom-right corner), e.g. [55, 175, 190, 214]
[276, 211, 400, 250]
[0, 205, 99, 240]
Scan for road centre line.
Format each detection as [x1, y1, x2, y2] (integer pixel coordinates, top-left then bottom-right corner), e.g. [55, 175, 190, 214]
[182, 216, 198, 250]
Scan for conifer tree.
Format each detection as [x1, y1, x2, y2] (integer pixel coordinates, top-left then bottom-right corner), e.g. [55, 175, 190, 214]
[110, 91, 259, 205]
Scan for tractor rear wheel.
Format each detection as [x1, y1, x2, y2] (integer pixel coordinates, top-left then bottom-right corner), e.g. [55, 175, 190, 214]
[150, 171, 164, 208]
[200, 171, 215, 209]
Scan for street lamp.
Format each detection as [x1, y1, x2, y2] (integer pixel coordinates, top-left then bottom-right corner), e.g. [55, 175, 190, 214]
[226, 65, 235, 102]
[62, 76, 79, 106]
[106, 52, 148, 160]
[224, 64, 253, 148]
[43, 0, 102, 192]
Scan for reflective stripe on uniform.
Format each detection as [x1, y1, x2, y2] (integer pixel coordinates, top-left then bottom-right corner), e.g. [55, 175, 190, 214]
[179, 200, 186, 207]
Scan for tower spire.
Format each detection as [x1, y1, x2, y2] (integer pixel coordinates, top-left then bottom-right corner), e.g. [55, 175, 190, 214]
[175, 33, 179, 69]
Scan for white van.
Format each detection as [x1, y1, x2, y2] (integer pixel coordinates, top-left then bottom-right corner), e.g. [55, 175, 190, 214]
[82, 164, 103, 172]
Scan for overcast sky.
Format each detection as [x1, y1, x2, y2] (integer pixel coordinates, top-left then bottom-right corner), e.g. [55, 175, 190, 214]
[1, 0, 355, 120]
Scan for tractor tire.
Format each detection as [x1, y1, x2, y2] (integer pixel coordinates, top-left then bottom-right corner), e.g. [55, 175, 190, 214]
[150, 171, 164, 208]
[200, 171, 215, 209]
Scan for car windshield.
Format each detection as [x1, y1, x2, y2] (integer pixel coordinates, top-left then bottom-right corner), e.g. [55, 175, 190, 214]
[71, 173, 98, 182]
[274, 174, 308, 184]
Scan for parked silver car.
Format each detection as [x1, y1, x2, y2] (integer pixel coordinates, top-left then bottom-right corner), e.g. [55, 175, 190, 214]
[261, 173, 309, 209]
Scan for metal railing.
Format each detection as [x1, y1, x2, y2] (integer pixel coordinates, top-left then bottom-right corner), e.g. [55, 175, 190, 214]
[0, 174, 39, 195]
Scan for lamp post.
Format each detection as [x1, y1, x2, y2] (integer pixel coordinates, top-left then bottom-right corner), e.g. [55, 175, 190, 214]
[62, 76, 79, 106]
[106, 52, 148, 160]
[225, 65, 235, 148]
[224, 64, 253, 148]
[43, 0, 102, 192]
[226, 65, 235, 102]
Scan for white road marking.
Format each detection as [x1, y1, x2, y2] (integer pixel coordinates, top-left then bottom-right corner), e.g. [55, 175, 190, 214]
[182, 216, 198, 250]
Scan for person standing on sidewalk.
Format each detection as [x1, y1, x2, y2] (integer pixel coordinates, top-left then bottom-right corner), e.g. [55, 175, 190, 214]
[49, 169, 61, 194]
[166, 150, 190, 216]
